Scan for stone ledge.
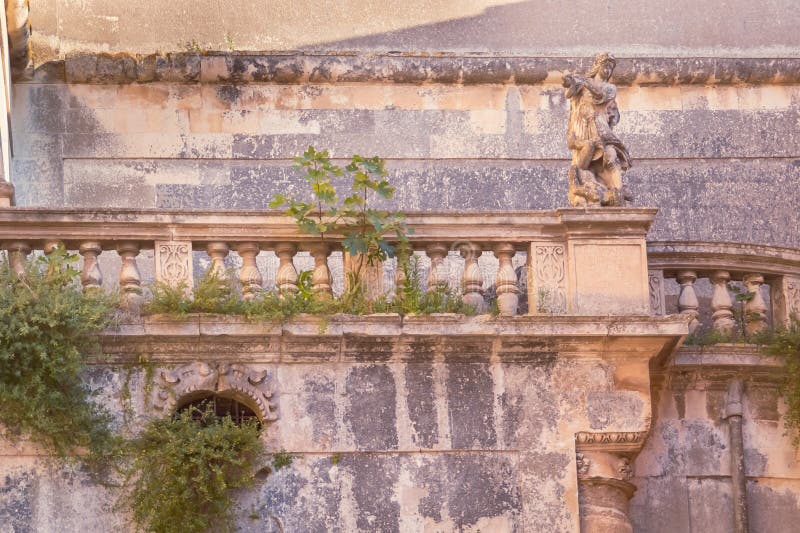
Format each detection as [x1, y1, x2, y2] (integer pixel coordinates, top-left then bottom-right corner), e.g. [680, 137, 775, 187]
[23, 53, 800, 85]
[97, 313, 687, 364]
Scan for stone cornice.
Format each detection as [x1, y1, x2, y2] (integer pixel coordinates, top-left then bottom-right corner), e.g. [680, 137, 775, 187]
[22, 52, 800, 85]
[96, 314, 687, 364]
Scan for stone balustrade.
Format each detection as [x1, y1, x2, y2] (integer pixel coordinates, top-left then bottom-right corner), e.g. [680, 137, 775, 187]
[0, 207, 657, 317]
[647, 241, 800, 335]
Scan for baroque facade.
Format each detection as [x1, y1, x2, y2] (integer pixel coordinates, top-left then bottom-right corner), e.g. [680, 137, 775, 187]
[0, 1, 799, 532]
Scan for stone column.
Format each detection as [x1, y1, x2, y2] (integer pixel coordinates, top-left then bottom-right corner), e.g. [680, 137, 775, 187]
[575, 432, 646, 533]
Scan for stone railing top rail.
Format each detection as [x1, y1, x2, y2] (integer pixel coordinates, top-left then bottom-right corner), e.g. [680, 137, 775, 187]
[647, 240, 800, 278]
[23, 52, 800, 86]
[0, 207, 657, 246]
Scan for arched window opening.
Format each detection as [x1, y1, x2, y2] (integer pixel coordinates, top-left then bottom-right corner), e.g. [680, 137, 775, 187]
[176, 393, 261, 427]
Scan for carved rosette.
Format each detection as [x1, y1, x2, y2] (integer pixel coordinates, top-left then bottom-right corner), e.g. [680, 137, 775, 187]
[152, 362, 278, 422]
[575, 431, 648, 533]
[529, 243, 567, 314]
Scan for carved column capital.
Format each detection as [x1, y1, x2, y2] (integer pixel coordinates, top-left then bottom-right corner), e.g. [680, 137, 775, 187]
[575, 430, 647, 532]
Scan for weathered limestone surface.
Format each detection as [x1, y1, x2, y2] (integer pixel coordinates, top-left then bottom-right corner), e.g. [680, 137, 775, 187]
[0, 314, 685, 532]
[630, 345, 800, 532]
[9, 79, 800, 246]
[25, 1, 800, 60]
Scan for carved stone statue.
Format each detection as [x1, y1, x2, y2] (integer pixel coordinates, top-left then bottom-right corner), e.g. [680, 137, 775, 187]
[563, 52, 632, 207]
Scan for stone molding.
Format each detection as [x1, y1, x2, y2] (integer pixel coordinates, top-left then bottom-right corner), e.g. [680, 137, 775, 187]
[575, 431, 649, 454]
[647, 241, 800, 279]
[0, 207, 658, 246]
[20, 52, 800, 85]
[152, 361, 278, 422]
[97, 314, 687, 364]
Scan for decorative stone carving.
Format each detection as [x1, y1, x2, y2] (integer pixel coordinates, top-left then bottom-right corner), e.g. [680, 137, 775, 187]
[563, 52, 632, 207]
[574, 437, 642, 533]
[576, 452, 591, 476]
[155, 240, 193, 288]
[152, 362, 278, 422]
[575, 431, 648, 453]
[529, 243, 567, 314]
[772, 275, 800, 327]
[648, 269, 665, 316]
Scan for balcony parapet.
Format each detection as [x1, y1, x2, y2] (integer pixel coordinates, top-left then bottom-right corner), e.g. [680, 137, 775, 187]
[647, 241, 800, 334]
[0, 206, 658, 317]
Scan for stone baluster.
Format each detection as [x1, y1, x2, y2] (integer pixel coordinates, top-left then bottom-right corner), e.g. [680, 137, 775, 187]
[308, 244, 332, 299]
[5, 241, 30, 276]
[677, 270, 700, 333]
[206, 242, 229, 280]
[79, 241, 103, 290]
[426, 243, 448, 291]
[459, 242, 485, 312]
[43, 240, 63, 255]
[710, 270, 735, 334]
[494, 243, 519, 316]
[275, 243, 298, 295]
[743, 273, 768, 335]
[117, 242, 142, 312]
[237, 242, 262, 300]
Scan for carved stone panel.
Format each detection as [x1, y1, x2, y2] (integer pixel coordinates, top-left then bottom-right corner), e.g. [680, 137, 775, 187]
[152, 361, 278, 422]
[648, 269, 666, 315]
[155, 240, 193, 288]
[527, 242, 567, 314]
[772, 275, 800, 327]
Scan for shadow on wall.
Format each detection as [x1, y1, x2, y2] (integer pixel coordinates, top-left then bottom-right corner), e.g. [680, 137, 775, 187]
[301, 0, 799, 55]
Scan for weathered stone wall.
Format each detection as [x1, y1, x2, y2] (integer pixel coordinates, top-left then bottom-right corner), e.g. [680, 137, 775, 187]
[0, 315, 678, 532]
[630, 347, 800, 533]
[26, 0, 800, 61]
[9, 72, 800, 247]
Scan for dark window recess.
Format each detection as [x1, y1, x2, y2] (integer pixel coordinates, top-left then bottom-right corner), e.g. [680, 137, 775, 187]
[176, 394, 260, 427]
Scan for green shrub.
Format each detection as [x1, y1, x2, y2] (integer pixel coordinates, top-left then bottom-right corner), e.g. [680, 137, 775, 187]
[763, 319, 800, 445]
[125, 404, 263, 533]
[0, 247, 120, 463]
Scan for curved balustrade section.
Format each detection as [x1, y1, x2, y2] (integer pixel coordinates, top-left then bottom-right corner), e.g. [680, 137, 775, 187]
[0, 207, 658, 318]
[647, 241, 800, 334]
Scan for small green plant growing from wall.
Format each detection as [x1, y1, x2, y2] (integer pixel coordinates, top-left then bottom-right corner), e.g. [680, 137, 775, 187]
[271, 449, 295, 470]
[0, 247, 120, 465]
[145, 146, 477, 318]
[125, 404, 263, 533]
